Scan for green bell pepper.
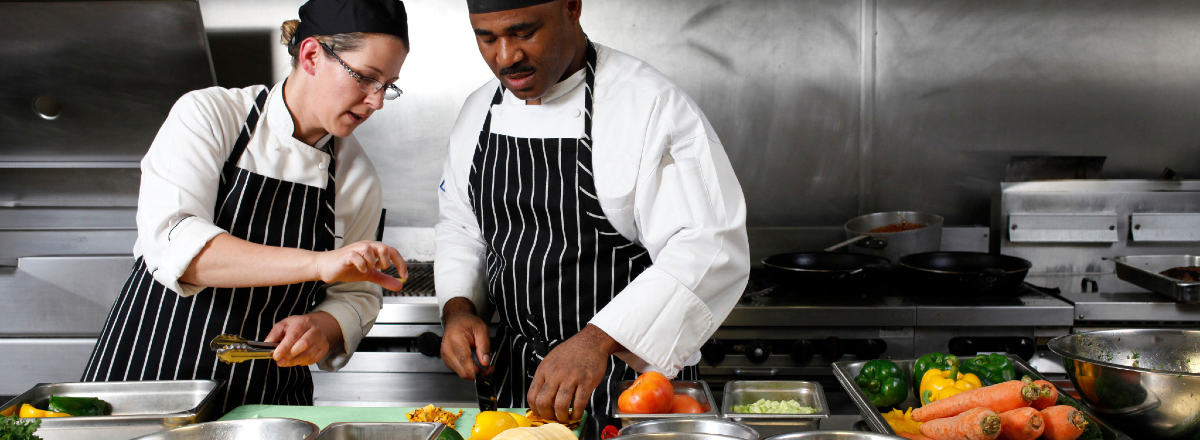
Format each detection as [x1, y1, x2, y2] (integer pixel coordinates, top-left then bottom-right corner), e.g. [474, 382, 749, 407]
[47, 396, 110, 417]
[855, 359, 908, 408]
[959, 353, 1017, 386]
[911, 352, 958, 397]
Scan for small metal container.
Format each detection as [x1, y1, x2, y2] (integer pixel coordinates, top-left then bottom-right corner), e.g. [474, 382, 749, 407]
[611, 380, 719, 427]
[720, 381, 829, 437]
[618, 419, 759, 440]
[131, 418, 319, 440]
[1110, 255, 1200, 303]
[763, 432, 904, 440]
[0, 380, 222, 440]
[316, 422, 445, 440]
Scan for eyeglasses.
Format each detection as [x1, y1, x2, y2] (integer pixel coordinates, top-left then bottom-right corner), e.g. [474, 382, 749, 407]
[320, 42, 403, 100]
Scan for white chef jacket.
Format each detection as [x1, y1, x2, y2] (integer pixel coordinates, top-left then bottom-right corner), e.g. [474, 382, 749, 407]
[134, 80, 384, 371]
[435, 43, 750, 377]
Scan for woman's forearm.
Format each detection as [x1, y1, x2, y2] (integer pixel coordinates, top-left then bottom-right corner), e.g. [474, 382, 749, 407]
[180, 233, 319, 288]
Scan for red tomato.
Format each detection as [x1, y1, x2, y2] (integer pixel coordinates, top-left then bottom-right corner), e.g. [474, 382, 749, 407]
[670, 394, 705, 413]
[617, 372, 674, 414]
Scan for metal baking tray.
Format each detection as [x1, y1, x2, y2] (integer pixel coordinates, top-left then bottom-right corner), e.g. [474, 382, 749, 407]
[317, 422, 445, 440]
[132, 418, 319, 440]
[832, 355, 1132, 440]
[1110, 255, 1200, 303]
[720, 381, 829, 437]
[611, 380, 720, 427]
[0, 380, 223, 440]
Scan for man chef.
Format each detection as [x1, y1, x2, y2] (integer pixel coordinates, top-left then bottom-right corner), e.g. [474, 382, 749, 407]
[434, 0, 749, 433]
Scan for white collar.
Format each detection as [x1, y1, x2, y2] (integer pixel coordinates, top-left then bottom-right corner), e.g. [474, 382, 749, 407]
[267, 79, 335, 150]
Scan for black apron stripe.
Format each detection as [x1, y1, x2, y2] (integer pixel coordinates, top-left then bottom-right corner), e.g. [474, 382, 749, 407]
[152, 290, 180, 380]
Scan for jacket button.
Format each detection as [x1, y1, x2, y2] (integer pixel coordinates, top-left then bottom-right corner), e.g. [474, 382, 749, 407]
[318, 162, 326, 170]
[573, 109, 582, 118]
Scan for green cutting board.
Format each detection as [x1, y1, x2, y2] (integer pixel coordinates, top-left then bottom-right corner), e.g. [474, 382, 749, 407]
[220, 405, 585, 438]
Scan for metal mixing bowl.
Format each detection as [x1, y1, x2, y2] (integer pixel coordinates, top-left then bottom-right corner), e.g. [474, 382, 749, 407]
[614, 434, 752, 440]
[763, 432, 904, 440]
[1049, 329, 1200, 440]
[618, 419, 760, 440]
[132, 418, 320, 440]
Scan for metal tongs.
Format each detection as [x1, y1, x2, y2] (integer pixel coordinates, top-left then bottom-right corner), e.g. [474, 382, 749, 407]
[210, 334, 278, 364]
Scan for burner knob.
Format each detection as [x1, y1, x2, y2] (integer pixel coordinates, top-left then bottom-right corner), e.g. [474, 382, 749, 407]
[821, 336, 843, 362]
[790, 340, 814, 364]
[701, 340, 726, 365]
[856, 339, 888, 360]
[415, 332, 442, 357]
[1006, 338, 1035, 361]
[746, 340, 772, 364]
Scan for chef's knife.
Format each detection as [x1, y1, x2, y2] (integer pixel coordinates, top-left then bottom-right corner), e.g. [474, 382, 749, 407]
[473, 349, 497, 411]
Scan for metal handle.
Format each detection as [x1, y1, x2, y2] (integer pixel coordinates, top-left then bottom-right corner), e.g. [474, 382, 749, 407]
[733, 368, 779, 377]
[825, 235, 869, 252]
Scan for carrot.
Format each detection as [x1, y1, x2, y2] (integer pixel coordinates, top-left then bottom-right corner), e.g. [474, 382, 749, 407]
[1039, 405, 1087, 440]
[919, 407, 1001, 440]
[897, 432, 935, 440]
[997, 407, 1043, 440]
[912, 380, 1041, 422]
[1027, 378, 1058, 410]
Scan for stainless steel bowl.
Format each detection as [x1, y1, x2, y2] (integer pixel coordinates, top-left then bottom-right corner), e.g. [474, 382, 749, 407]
[618, 419, 759, 440]
[763, 432, 904, 440]
[1049, 329, 1200, 440]
[614, 434, 751, 440]
[132, 418, 320, 440]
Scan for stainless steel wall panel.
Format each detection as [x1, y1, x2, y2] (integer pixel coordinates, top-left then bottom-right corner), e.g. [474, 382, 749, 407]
[0, 338, 98, 395]
[0, 257, 131, 335]
[872, 0, 1200, 225]
[0, 1, 216, 162]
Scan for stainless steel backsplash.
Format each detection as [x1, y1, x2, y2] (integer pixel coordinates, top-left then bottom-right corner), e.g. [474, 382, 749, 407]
[3, 0, 1199, 264]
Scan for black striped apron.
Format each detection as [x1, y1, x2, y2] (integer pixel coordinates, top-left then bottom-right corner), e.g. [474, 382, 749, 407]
[82, 87, 338, 416]
[468, 42, 697, 436]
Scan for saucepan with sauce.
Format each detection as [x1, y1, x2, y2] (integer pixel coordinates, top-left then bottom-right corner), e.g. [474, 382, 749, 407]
[828, 211, 944, 262]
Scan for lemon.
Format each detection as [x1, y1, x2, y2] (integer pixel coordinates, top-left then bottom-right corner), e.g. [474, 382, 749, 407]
[507, 412, 532, 428]
[470, 411, 519, 440]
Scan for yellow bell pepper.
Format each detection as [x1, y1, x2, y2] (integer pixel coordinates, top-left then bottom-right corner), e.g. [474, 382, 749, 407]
[19, 403, 71, 418]
[882, 407, 922, 434]
[919, 368, 982, 405]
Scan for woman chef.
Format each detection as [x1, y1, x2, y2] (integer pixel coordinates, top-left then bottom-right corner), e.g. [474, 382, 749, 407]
[82, 0, 411, 414]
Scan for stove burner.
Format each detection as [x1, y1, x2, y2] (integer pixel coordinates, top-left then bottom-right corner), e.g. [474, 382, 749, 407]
[382, 263, 434, 297]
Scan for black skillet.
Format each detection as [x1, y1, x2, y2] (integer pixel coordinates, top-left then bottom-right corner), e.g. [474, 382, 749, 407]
[898, 251, 1033, 295]
[761, 252, 891, 293]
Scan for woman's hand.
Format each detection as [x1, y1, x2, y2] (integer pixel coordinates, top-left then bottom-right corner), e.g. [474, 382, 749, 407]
[265, 312, 342, 368]
[313, 240, 408, 291]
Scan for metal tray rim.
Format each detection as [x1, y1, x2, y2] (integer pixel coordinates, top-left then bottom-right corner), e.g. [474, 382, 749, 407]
[610, 380, 721, 419]
[832, 355, 1133, 440]
[1110, 255, 1200, 303]
[317, 421, 445, 440]
[0, 379, 223, 425]
[719, 380, 830, 420]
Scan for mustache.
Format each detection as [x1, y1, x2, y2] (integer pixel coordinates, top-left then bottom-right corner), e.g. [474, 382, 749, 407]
[498, 64, 536, 76]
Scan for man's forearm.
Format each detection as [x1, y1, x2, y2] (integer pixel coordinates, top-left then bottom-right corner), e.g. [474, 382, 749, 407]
[442, 297, 479, 323]
[576, 324, 624, 356]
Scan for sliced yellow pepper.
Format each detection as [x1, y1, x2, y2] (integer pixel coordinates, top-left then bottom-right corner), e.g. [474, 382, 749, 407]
[19, 403, 71, 418]
[919, 368, 982, 406]
[882, 407, 922, 434]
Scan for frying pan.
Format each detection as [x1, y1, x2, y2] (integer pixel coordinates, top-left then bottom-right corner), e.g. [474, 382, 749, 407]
[762, 252, 890, 292]
[898, 252, 1033, 295]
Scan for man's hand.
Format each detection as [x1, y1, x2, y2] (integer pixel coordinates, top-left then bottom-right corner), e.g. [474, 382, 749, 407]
[441, 297, 491, 380]
[528, 324, 623, 423]
[264, 311, 343, 368]
[313, 240, 408, 291]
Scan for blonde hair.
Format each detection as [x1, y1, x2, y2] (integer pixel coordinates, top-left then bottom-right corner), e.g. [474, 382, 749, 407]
[280, 19, 408, 67]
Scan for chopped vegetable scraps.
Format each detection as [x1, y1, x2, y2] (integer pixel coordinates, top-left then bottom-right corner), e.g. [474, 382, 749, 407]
[731, 399, 818, 414]
[405, 404, 464, 428]
[0, 414, 42, 440]
[882, 407, 922, 434]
